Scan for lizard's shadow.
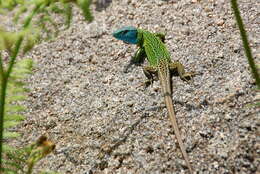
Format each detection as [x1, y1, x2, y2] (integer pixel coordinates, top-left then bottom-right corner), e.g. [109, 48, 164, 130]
[147, 100, 200, 113]
[123, 56, 145, 73]
[91, 113, 149, 171]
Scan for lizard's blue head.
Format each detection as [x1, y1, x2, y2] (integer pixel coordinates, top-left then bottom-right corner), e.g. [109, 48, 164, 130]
[112, 26, 138, 44]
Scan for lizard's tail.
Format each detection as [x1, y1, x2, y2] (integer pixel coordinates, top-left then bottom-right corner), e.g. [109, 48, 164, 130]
[159, 72, 193, 173]
[164, 94, 193, 173]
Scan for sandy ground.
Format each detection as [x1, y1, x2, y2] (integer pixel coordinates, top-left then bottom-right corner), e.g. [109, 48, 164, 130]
[4, 0, 259, 173]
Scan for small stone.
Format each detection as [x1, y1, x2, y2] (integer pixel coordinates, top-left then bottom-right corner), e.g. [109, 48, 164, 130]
[216, 19, 225, 26]
[191, 0, 199, 3]
[224, 114, 232, 121]
[126, 101, 134, 107]
[128, 75, 135, 82]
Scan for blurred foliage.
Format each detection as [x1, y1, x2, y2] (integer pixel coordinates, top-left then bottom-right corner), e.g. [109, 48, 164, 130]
[3, 135, 55, 174]
[0, 0, 93, 172]
[0, 0, 93, 53]
[1, 58, 32, 149]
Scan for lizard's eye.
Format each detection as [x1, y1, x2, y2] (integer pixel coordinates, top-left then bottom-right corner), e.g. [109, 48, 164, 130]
[121, 30, 129, 35]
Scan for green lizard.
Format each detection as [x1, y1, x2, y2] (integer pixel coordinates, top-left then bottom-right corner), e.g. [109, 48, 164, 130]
[113, 26, 194, 173]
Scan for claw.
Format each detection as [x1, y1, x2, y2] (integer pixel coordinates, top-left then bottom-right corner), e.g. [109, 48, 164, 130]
[180, 72, 195, 81]
[136, 78, 154, 88]
[145, 79, 153, 87]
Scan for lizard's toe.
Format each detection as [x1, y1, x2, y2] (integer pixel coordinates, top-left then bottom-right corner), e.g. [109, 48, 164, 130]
[180, 72, 195, 81]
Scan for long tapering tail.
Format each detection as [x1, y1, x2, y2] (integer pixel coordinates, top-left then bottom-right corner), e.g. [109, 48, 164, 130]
[158, 68, 193, 173]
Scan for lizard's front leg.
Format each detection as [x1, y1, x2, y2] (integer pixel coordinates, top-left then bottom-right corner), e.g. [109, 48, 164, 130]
[154, 32, 166, 43]
[143, 66, 157, 87]
[124, 47, 146, 73]
[133, 47, 146, 64]
[169, 61, 195, 81]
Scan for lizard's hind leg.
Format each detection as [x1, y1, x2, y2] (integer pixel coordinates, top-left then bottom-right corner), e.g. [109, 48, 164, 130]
[169, 61, 195, 81]
[143, 66, 158, 87]
[154, 32, 166, 43]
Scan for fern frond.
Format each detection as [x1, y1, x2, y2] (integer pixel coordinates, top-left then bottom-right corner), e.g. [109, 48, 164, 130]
[0, 0, 93, 172]
[4, 113, 25, 121]
[3, 121, 20, 129]
[3, 131, 20, 139]
[2, 58, 32, 155]
[2, 144, 13, 152]
[3, 136, 56, 174]
[5, 105, 26, 113]
[40, 171, 60, 174]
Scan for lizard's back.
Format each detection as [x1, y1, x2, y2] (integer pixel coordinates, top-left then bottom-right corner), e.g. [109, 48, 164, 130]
[139, 29, 171, 66]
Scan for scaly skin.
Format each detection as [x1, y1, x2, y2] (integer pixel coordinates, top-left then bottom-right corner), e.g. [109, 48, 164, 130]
[113, 26, 194, 173]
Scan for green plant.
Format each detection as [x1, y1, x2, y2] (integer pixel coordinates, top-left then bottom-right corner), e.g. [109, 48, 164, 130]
[2, 58, 33, 151]
[230, 0, 260, 88]
[0, 0, 93, 172]
[4, 135, 55, 174]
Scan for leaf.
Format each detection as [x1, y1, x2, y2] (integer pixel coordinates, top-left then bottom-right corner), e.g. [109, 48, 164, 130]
[2, 144, 14, 152]
[4, 113, 25, 121]
[3, 131, 20, 139]
[5, 105, 26, 113]
[6, 95, 27, 102]
[3, 121, 20, 129]
[77, 0, 93, 21]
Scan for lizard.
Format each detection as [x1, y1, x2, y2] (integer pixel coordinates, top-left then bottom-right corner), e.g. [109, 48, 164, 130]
[112, 26, 194, 173]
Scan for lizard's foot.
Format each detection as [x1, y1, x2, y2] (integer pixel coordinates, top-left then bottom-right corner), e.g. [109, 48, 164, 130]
[139, 65, 157, 88]
[169, 61, 195, 81]
[144, 79, 154, 87]
[180, 72, 195, 82]
[137, 79, 153, 88]
[143, 65, 157, 81]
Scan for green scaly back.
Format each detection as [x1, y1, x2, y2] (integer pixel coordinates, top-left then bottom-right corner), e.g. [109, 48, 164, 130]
[137, 29, 171, 67]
